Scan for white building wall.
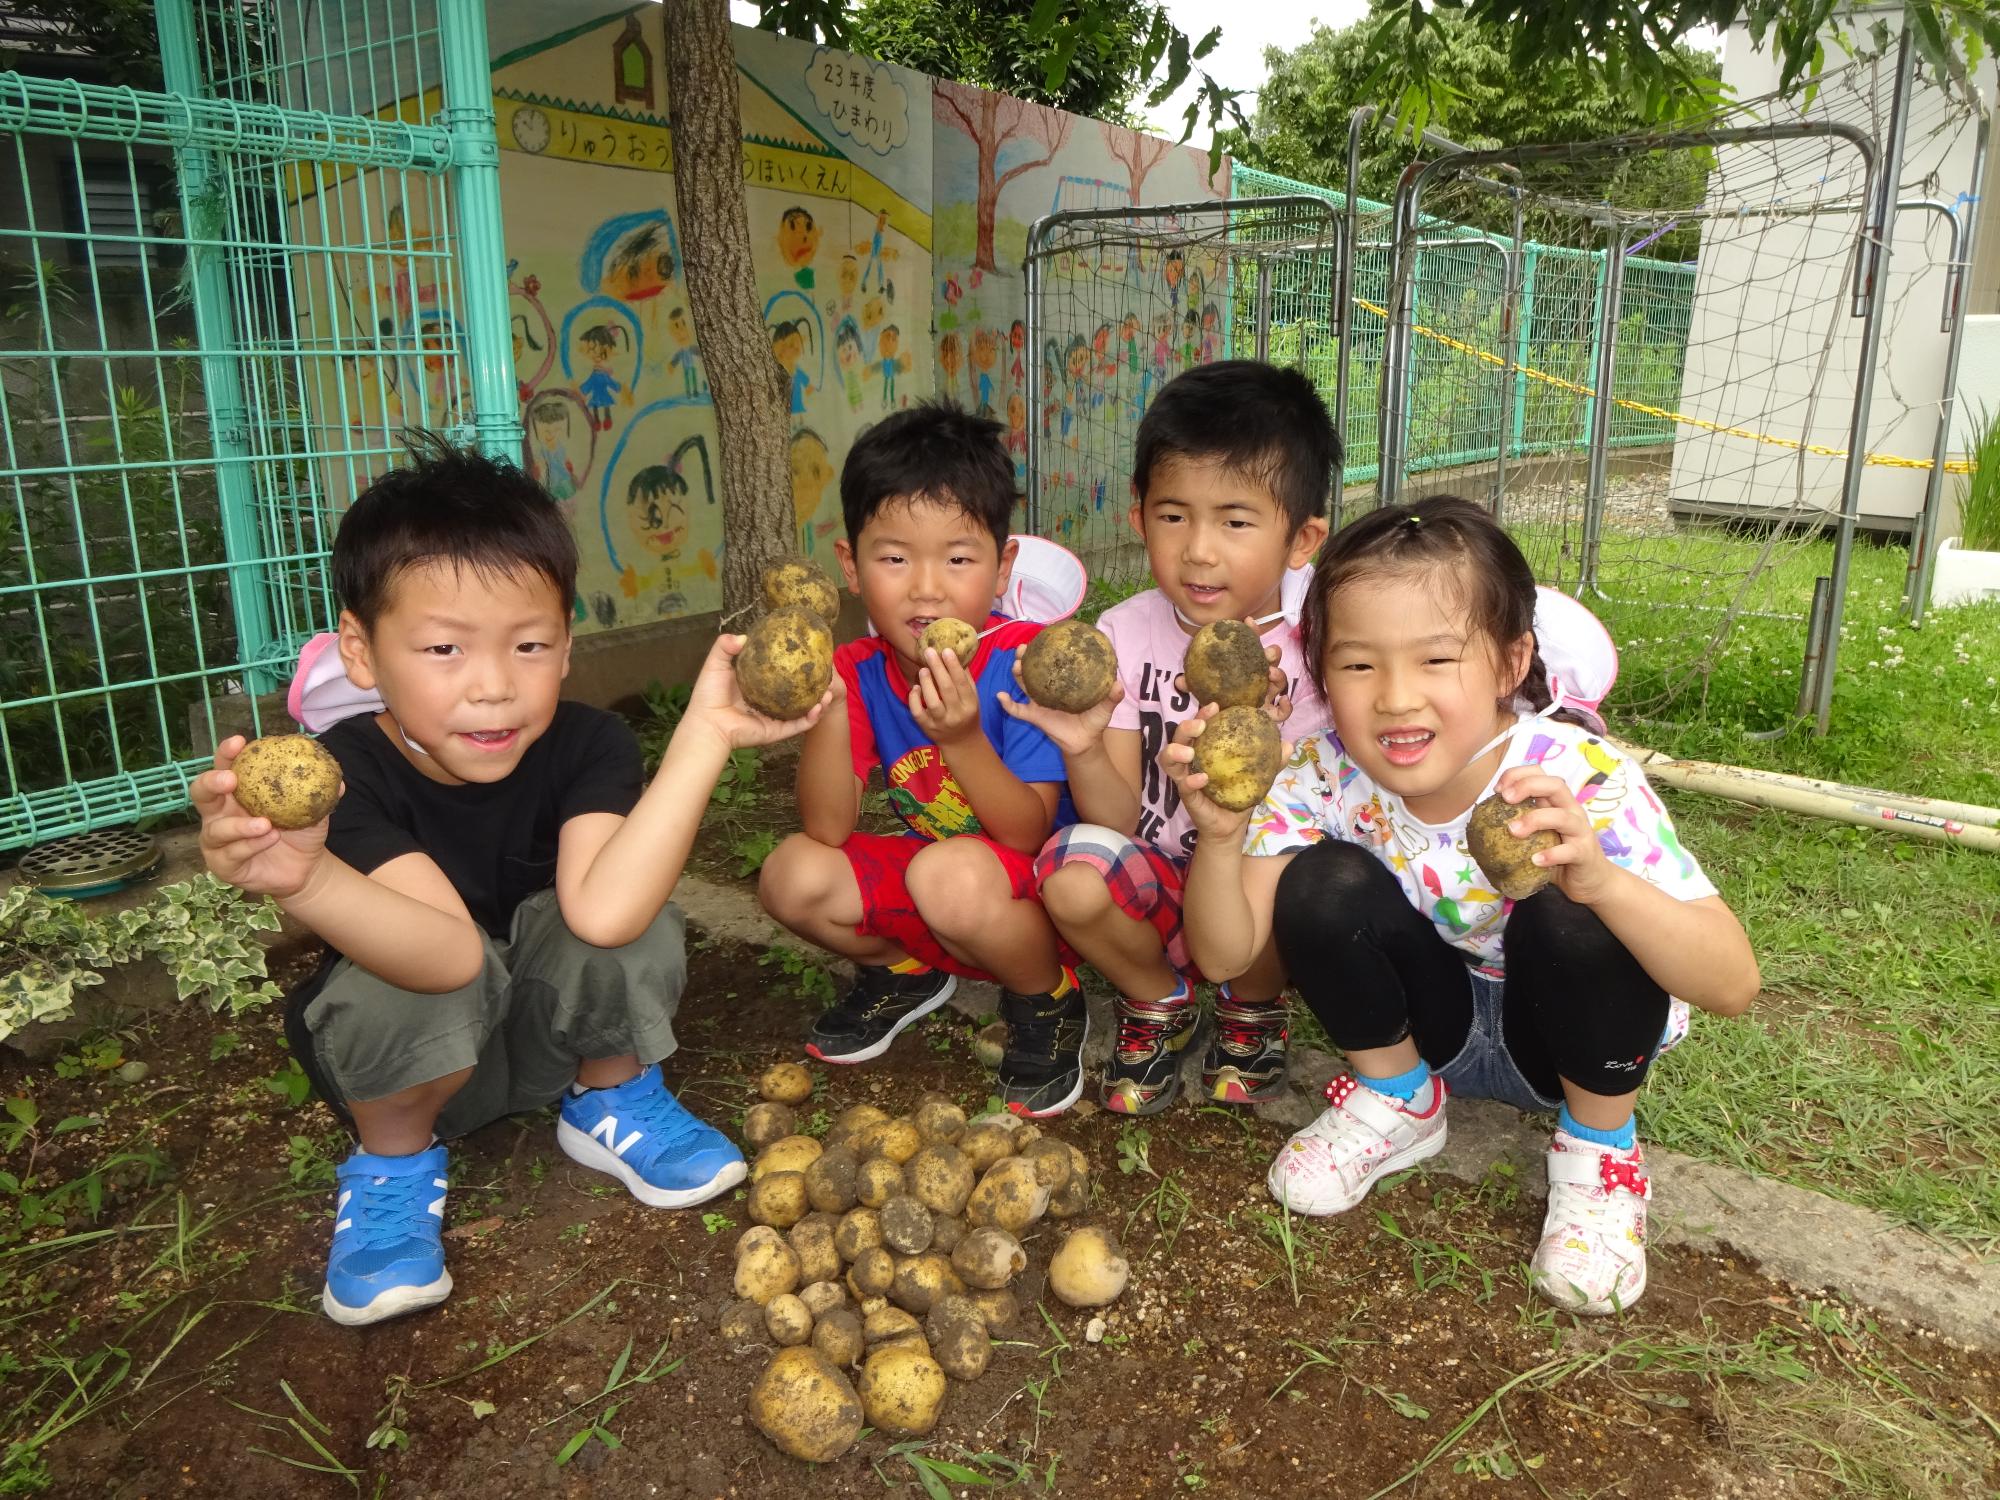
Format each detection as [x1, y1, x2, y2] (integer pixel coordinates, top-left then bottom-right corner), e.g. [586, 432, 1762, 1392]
[1669, 16, 1990, 529]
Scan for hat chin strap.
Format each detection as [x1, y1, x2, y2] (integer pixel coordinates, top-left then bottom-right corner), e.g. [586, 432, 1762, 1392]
[1467, 698, 1562, 768]
[1172, 603, 1289, 632]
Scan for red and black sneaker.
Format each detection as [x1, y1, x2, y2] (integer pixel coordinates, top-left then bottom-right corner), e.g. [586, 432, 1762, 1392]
[1201, 989, 1290, 1104]
[1102, 983, 1201, 1116]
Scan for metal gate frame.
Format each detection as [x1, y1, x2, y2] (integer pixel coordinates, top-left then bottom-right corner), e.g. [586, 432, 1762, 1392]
[1022, 194, 1343, 538]
[1378, 110, 1893, 735]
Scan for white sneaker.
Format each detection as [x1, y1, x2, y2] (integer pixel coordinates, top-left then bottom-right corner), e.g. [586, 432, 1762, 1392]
[1529, 1130, 1650, 1315]
[1265, 1074, 1448, 1216]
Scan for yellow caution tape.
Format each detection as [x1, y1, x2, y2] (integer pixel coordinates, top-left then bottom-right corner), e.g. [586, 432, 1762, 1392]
[1353, 296, 1972, 474]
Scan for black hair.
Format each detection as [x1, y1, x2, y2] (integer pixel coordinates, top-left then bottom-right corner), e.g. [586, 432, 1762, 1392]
[609, 222, 673, 283]
[1132, 359, 1340, 537]
[782, 205, 814, 229]
[580, 324, 619, 353]
[628, 464, 687, 501]
[835, 318, 862, 350]
[840, 401, 1015, 550]
[1300, 494, 1585, 726]
[333, 434, 576, 630]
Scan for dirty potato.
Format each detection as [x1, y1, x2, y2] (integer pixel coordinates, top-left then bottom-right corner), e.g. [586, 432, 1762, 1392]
[858, 1344, 948, 1437]
[965, 1156, 1049, 1234]
[905, 1144, 975, 1218]
[749, 1346, 863, 1462]
[1182, 619, 1271, 708]
[951, 1227, 1026, 1290]
[765, 1293, 813, 1346]
[1019, 618, 1118, 713]
[1192, 705, 1283, 812]
[230, 734, 341, 829]
[758, 1062, 815, 1105]
[811, 1306, 864, 1367]
[761, 559, 840, 621]
[1465, 792, 1558, 900]
[748, 1170, 809, 1230]
[1048, 1226, 1130, 1307]
[736, 606, 833, 720]
[918, 616, 981, 664]
[742, 1101, 796, 1153]
[805, 1144, 860, 1215]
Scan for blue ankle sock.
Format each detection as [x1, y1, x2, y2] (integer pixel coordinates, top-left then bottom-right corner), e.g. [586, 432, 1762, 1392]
[1357, 1060, 1431, 1103]
[1558, 1104, 1636, 1152]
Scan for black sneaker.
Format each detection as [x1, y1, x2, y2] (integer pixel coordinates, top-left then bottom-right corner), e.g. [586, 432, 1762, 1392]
[806, 965, 957, 1064]
[1102, 989, 1202, 1116]
[997, 968, 1087, 1118]
[1201, 990, 1290, 1104]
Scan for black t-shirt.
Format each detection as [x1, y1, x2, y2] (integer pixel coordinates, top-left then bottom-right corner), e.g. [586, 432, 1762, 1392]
[319, 701, 644, 941]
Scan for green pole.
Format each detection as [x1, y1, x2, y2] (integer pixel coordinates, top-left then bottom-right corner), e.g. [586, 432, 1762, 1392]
[1511, 243, 1537, 459]
[437, 0, 520, 461]
[155, 0, 278, 692]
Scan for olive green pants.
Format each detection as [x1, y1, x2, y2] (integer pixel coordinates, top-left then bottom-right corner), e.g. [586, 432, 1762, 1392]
[291, 889, 685, 1140]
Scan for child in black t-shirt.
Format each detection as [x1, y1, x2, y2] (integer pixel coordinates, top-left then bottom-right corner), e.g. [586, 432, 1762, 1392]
[191, 441, 829, 1327]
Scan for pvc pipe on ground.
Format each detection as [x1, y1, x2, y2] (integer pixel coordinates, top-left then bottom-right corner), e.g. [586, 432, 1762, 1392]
[1614, 740, 2000, 851]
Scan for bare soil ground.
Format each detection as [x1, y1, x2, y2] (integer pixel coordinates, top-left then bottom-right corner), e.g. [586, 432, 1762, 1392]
[5, 934, 1996, 1500]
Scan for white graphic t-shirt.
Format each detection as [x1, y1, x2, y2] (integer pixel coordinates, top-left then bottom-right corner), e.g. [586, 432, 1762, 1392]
[1100, 588, 1329, 859]
[1243, 716, 1717, 973]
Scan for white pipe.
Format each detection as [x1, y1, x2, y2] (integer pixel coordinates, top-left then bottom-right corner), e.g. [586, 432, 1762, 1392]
[1615, 740, 2000, 850]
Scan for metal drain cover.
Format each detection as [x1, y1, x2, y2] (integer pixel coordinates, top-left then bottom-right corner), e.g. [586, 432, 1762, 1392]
[17, 827, 163, 896]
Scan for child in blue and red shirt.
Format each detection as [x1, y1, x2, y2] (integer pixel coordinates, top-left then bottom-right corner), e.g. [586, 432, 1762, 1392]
[758, 403, 1087, 1116]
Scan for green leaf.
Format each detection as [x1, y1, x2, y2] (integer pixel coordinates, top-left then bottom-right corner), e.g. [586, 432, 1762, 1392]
[6, 1097, 38, 1128]
[553, 1427, 593, 1466]
[469, 1399, 497, 1419]
[1191, 25, 1221, 61]
[1026, 0, 1064, 40]
[52, 1116, 100, 1135]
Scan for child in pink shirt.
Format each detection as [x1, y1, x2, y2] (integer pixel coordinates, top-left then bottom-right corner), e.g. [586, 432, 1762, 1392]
[1000, 362, 1337, 1113]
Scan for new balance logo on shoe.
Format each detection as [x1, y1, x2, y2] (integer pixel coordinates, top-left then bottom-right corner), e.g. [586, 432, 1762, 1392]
[589, 1115, 643, 1158]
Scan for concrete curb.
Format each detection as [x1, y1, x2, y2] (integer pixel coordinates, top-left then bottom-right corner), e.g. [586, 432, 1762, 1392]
[679, 871, 2000, 1353]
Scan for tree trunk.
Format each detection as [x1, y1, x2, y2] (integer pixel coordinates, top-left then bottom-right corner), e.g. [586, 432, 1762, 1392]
[662, 0, 790, 617]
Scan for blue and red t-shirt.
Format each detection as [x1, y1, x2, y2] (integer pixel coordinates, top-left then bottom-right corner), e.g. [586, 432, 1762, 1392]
[837, 615, 1075, 842]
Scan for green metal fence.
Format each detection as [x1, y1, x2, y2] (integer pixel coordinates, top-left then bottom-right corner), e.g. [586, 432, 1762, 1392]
[0, 0, 516, 851]
[1229, 164, 1698, 494]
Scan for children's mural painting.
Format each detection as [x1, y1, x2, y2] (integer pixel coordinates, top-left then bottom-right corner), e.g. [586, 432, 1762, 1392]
[295, 12, 1230, 636]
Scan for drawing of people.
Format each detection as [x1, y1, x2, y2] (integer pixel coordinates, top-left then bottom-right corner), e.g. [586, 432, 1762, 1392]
[1162, 249, 1186, 313]
[778, 205, 820, 291]
[877, 325, 909, 406]
[938, 331, 964, 404]
[526, 394, 579, 507]
[970, 327, 999, 419]
[835, 318, 865, 411]
[789, 427, 836, 552]
[1009, 320, 1025, 388]
[666, 305, 703, 397]
[1062, 335, 1090, 446]
[1041, 340, 1064, 440]
[578, 324, 630, 430]
[621, 463, 690, 597]
[772, 319, 814, 414]
[1200, 301, 1221, 364]
[604, 220, 675, 305]
[939, 274, 963, 336]
[1006, 390, 1027, 463]
[511, 312, 543, 404]
[856, 207, 891, 292]
[1180, 309, 1200, 371]
[832, 253, 860, 316]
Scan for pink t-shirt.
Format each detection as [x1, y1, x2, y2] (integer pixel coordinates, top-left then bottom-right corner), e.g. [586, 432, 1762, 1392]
[1098, 588, 1330, 858]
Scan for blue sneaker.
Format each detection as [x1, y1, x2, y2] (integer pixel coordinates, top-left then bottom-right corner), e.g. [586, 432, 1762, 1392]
[323, 1145, 452, 1326]
[556, 1064, 747, 1208]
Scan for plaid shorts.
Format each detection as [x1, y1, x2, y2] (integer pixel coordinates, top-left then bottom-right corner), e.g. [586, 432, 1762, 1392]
[1034, 823, 1196, 978]
[842, 830, 1054, 981]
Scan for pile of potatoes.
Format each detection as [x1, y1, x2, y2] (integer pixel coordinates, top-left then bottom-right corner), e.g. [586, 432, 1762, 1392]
[729, 1067, 1128, 1464]
[735, 560, 840, 720]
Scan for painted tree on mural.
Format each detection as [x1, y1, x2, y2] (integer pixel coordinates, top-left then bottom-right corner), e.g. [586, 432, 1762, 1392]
[1100, 121, 1174, 206]
[934, 82, 1075, 272]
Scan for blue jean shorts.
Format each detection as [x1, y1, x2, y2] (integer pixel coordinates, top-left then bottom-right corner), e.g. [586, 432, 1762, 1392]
[1436, 967, 1692, 1114]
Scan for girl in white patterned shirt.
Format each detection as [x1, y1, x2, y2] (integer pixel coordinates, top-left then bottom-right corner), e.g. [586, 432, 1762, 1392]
[1164, 496, 1758, 1315]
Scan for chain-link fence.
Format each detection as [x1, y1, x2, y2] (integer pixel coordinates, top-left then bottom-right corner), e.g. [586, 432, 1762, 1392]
[1022, 195, 1340, 589]
[0, 0, 512, 849]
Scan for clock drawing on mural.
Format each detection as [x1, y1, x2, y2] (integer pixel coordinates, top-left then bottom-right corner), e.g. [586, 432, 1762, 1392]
[510, 105, 551, 154]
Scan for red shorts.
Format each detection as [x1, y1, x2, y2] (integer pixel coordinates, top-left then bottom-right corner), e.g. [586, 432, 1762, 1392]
[842, 831, 1073, 981]
[1034, 823, 1197, 977]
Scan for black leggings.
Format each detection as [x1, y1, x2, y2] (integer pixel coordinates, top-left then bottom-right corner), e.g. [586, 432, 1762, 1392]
[1273, 841, 1669, 1100]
